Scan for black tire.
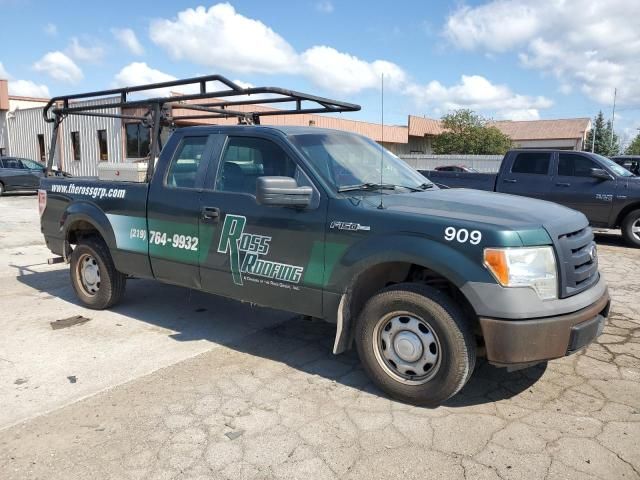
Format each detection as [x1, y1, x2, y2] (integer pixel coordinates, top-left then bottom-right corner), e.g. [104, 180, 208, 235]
[621, 210, 640, 248]
[355, 283, 476, 406]
[0, 181, 4, 197]
[70, 236, 126, 309]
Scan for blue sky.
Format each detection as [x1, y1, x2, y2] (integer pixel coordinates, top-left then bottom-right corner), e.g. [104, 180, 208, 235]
[1, 0, 638, 142]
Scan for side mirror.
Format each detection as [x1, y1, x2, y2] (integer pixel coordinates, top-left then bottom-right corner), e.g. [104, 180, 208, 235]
[590, 168, 612, 180]
[256, 176, 312, 208]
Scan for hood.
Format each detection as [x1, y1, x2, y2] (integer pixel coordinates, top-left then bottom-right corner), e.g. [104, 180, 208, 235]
[361, 188, 587, 234]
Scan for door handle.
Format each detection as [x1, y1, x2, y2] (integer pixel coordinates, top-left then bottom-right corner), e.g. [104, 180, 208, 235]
[201, 206, 220, 221]
[503, 179, 517, 183]
[555, 182, 571, 187]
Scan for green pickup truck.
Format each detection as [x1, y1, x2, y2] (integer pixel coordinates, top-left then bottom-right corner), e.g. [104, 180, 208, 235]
[39, 76, 610, 405]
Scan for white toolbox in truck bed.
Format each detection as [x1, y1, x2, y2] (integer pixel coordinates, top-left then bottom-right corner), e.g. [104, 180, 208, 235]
[98, 162, 147, 182]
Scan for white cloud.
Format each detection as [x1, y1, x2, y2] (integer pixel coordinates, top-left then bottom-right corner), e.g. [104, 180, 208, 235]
[8, 80, 50, 98]
[112, 28, 144, 56]
[406, 74, 552, 120]
[44, 23, 57, 36]
[33, 51, 83, 83]
[113, 62, 179, 97]
[150, 3, 299, 74]
[302, 46, 407, 94]
[444, 0, 640, 106]
[149, 3, 407, 95]
[315, 1, 334, 13]
[0, 62, 50, 97]
[67, 37, 105, 64]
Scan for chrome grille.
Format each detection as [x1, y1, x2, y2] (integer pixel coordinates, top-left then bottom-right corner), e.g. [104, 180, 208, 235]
[556, 226, 599, 298]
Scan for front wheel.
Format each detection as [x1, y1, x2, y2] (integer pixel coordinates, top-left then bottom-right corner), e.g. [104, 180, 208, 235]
[355, 283, 476, 406]
[621, 210, 640, 248]
[70, 237, 126, 309]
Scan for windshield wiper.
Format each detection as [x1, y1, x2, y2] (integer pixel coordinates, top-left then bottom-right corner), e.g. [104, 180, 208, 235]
[396, 183, 435, 192]
[337, 182, 397, 193]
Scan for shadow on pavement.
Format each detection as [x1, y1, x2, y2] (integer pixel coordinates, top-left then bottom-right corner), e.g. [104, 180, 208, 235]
[594, 231, 626, 248]
[16, 266, 546, 407]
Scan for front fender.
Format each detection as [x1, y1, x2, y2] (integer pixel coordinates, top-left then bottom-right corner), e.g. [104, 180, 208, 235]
[327, 232, 495, 292]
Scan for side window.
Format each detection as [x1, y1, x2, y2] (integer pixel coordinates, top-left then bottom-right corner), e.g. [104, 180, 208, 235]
[558, 153, 598, 177]
[166, 136, 209, 189]
[4, 158, 23, 169]
[21, 159, 41, 169]
[511, 152, 551, 175]
[216, 137, 297, 195]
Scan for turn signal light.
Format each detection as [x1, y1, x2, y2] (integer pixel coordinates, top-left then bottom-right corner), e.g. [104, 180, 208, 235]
[483, 249, 509, 285]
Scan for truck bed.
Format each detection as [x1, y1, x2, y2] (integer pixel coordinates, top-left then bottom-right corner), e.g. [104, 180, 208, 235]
[420, 170, 497, 191]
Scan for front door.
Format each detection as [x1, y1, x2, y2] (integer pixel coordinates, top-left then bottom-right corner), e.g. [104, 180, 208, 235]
[548, 152, 614, 226]
[198, 134, 326, 317]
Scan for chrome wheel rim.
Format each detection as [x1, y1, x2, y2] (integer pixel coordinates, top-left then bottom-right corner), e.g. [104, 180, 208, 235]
[77, 253, 100, 296]
[632, 219, 640, 241]
[372, 312, 441, 385]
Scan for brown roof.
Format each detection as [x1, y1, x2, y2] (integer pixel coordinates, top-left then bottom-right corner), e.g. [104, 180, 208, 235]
[171, 101, 409, 143]
[408, 115, 445, 136]
[491, 118, 591, 141]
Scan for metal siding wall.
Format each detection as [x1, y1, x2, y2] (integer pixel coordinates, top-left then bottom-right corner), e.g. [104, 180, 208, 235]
[399, 154, 503, 173]
[60, 98, 122, 177]
[7, 107, 58, 164]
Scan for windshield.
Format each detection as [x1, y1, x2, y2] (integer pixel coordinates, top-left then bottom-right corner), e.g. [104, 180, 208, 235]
[594, 154, 635, 177]
[290, 133, 434, 192]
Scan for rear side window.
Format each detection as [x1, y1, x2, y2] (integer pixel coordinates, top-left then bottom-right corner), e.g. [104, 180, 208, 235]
[511, 152, 551, 175]
[216, 137, 296, 195]
[558, 153, 598, 177]
[166, 136, 209, 189]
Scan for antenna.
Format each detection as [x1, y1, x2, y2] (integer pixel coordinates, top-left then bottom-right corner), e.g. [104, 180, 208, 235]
[378, 73, 385, 210]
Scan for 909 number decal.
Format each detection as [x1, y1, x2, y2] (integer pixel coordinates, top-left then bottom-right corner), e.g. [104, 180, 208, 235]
[444, 227, 482, 245]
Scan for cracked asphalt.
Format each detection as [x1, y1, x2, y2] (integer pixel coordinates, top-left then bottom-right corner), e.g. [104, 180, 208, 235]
[0, 195, 639, 480]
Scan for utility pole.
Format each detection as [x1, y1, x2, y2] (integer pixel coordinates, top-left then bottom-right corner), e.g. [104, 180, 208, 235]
[591, 123, 596, 152]
[610, 88, 617, 149]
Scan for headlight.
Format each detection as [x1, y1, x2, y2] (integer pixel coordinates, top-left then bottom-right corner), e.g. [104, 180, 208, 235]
[484, 246, 557, 300]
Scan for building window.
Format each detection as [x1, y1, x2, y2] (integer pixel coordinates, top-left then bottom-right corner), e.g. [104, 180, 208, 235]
[37, 134, 46, 162]
[70, 131, 81, 161]
[125, 123, 150, 158]
[97, 130, 108, 161]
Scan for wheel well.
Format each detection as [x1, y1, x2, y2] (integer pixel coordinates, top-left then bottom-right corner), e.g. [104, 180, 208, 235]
[336, 262, 479, 353]
[66, 220, 101, 245]
[615, 204, 640, 228]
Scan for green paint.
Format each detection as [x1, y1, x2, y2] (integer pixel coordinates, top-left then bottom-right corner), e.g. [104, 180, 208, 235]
[517, 228, 552, 246]
[217, 214, 246, 285]
[303, 241, 348, 287]
[106, 214, 148, 254]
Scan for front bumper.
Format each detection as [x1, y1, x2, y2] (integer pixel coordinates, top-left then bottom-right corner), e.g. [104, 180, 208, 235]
[479, 289, 610, 367]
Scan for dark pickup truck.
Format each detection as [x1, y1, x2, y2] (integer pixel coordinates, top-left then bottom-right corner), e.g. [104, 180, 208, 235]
[423, 149, 640, 247]
[38, 76, 610, 406]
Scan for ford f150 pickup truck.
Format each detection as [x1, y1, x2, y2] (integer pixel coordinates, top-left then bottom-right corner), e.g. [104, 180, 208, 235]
[423, 149, 640, 247]
[38, 76, 610, 406]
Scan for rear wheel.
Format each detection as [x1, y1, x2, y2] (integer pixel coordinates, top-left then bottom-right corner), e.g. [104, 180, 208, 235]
[355, 283, 476, 406]
[70, 237, 126, 309]
[0, 182, 4, 197]
[621, 210, 640, 248]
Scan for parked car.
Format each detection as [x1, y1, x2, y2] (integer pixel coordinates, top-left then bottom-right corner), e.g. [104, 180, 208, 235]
[611, 155, 640, 176]
[434, 165, 479, 173]
[423, 149, 640, 247]
[38, 76, 609, 406]
[0, 157, 46, 196]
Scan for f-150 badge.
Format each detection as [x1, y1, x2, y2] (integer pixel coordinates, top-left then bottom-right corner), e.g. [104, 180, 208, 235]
[330, 221, 371, 231]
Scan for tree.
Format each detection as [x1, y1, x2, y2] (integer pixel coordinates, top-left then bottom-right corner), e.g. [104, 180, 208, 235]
[432, 109, 512, 155]
[625, 133, 640, 155]
[583, 111, 620, 156]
